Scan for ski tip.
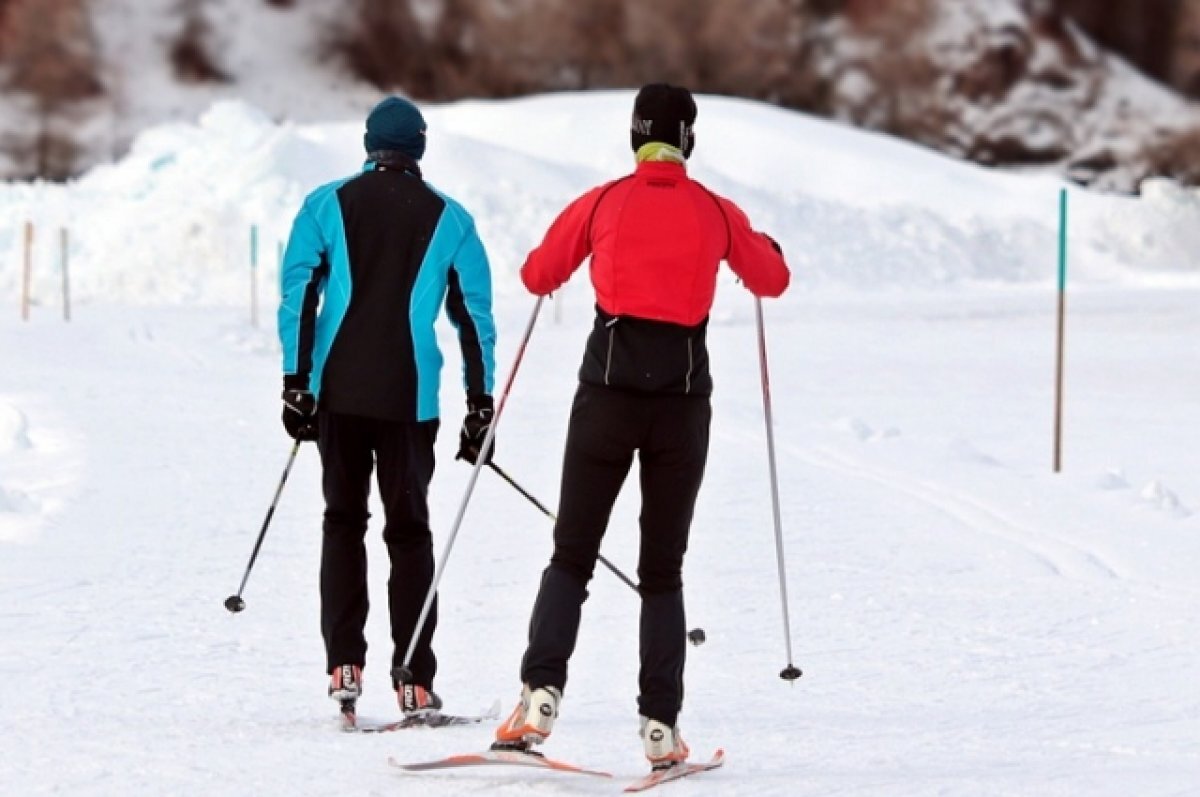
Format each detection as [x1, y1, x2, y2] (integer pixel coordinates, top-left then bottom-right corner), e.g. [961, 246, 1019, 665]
[388, 749, 613, 778]
[622, 749, 725, 792]
[387, 755, 416, 772]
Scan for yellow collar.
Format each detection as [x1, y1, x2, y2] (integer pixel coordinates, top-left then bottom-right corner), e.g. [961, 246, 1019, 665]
[635, 142, 686, 165]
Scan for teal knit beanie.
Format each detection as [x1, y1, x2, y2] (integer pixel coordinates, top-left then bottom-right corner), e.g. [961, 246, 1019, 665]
[364, 97, 427, 160]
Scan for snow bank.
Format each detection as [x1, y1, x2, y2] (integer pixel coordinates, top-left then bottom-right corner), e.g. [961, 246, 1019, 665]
[1, 94, 1197, 306]
[0, 400, 31, 453]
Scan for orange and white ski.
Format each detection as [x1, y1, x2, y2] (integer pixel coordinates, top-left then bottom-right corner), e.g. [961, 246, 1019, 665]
[624, 749, 725, 792]
[389, 748, 612, 779]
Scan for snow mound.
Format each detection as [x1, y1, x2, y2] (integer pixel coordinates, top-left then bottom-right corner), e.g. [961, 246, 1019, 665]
[0, 401, 32, 453]
[1, 93, 1198, 307]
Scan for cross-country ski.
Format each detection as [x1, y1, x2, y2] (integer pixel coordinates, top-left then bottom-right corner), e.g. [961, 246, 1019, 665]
[388, 748, 613, 779]
[341, 700, 501, 733]
[624, 749, 726, 792]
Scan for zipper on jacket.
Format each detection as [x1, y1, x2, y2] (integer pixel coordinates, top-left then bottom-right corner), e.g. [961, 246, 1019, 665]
[604, 317, 618, 385]
[685, 336, 693, 394]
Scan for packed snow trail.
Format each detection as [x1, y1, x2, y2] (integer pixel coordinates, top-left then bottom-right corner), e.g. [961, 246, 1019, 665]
[1, 287, 1197, 795]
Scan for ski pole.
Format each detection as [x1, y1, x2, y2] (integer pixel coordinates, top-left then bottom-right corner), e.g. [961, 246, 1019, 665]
[487, 461, 638, 592]
[394, 297, 544, 683]
[225, 439, 302, 613]
[754, 297, 802, 681]
[487, 460, 707, 646]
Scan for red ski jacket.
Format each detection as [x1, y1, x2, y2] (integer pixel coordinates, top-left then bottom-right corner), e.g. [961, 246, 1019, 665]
[522, 161, 789, 325]
[521, 161, 790, 396]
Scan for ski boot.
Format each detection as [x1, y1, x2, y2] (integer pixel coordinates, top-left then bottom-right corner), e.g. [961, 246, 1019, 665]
[640, 716, 690, 770]
[492, 684, 561, 752]
[329, 664, 362, 727]
[397, 682, 443, 717]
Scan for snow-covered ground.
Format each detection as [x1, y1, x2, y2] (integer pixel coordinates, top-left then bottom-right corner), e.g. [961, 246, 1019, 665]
[1, 94, 1197, 795]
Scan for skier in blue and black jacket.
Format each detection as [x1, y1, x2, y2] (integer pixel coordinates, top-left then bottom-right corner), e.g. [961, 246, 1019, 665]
[276, 96, 496, 722]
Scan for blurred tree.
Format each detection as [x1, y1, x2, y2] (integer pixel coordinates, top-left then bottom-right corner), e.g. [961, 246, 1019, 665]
[628, 0, 811, 106]
[565, 0, 628, 88]
[700, 0, 811, 102]
[622, 0, 713, 87]
[170, 0, 230, 83]
[0, 0, 11, 58]
[327, 0, 435, 96]
[474, 0, 631, 92]
[0, 0, 102, 179]
[1146, 126, 1200, 182]
[821, 0, 955, 146]
[425, 0, 476, 94]
[1055, 0, 1184, 89]
[1172, 0, 1200, 96]
[421, 0, 524, 95]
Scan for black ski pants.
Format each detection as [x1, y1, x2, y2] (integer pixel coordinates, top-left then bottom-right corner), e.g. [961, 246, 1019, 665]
[521, 383, 711, 727]
[317, 411, 439, 689]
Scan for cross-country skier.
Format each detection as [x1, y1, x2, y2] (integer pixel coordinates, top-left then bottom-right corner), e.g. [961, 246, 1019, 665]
[277, 96, 497, 722]
[493, 84, 790, 765]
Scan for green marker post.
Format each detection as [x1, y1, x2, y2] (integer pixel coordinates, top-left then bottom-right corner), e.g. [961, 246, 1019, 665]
[1053, 189, 1067, 473]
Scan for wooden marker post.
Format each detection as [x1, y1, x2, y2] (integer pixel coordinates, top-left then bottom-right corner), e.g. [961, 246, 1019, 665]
[61, 227, 71, 322]
[21, 221, 33, 320]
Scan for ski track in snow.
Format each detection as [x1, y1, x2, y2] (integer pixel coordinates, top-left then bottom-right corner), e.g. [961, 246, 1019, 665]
[0, 293, 1197, 795]
[0, 281, 1197, 796]
[797, 444, 1124, 583]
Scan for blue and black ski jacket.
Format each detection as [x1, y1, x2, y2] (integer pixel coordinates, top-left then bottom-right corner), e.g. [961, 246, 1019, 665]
[278, 150, 496, 422]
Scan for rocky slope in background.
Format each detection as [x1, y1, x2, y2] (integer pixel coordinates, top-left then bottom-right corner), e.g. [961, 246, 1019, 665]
[0, 0, 1197, 192]
[809, 1, 1200, 192]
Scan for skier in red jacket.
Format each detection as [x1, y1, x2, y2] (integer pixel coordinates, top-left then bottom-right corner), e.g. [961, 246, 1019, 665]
[494, 84, 790, 766]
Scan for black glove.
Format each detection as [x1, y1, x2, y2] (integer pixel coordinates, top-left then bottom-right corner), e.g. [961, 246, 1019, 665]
[281, 388, 319, 442]
[456, 394, 495, 465]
